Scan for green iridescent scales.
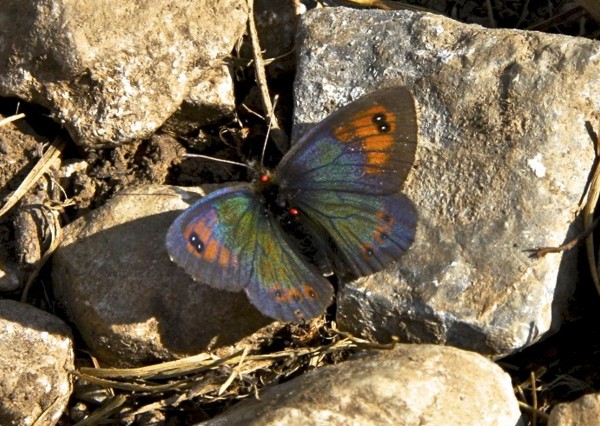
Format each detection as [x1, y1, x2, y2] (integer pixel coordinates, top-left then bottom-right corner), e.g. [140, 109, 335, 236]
[288, 191, 416, 277]
[167, 185, 333, 322]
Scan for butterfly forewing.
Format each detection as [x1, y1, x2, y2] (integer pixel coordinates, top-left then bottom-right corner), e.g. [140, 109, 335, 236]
[278, 87, 418, 195]
[166, 186, 333, 322]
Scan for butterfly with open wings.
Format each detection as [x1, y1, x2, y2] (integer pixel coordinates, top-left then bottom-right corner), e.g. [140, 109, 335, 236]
[166, 86, 419, 322]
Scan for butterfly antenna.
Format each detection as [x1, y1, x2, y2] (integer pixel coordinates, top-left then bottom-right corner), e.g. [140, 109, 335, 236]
[184, 153, 257, 173]
[260, 94, 279, 170]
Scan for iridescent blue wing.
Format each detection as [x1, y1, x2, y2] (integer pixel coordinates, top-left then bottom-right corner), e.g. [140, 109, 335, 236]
[291, 191, 416, 277]
[278, 87, 418, 193]
[165, 185, 333, 322]
[276, 87, 418, 277]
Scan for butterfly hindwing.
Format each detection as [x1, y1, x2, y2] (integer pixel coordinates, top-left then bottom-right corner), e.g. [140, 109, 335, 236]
[293, 191, 416, 277]
[166, 186, 333, 322]
[277, 87, 418, 277]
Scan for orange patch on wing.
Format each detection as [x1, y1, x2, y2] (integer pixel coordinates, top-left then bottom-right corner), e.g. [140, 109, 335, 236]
[366, 150, 390, 171]
[218, 247, 230, 267]
[183, 213, 234, 265]
[333, 105, 388, 142]
[373, 210, 395, 244]
[333, 105, 398, 173]
[192, 221, 212, 245]
[302, 284, 317, 300]
[272, 285, 304, 303]
[203, 239, 219, 262]
[366, 130, 394, 148]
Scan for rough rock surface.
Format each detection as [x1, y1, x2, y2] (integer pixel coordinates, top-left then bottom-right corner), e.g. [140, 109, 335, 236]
[0, 0, 247, 147]
[293, 8, 597, 356]
[52, 185, 273, 366]
[0, 300, 73, 426]
[203, 344, 523, 426]
[549, 392, 600, 426]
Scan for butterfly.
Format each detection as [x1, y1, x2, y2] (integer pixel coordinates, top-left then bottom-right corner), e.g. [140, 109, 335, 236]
[166, 86, 419, 322]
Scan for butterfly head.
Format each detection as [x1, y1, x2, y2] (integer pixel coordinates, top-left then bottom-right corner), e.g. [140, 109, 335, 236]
[258, 170, 272, 185]
[253, 170, 300, 219]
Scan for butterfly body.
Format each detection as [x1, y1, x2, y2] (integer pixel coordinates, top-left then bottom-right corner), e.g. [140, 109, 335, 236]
[166, 87, 419, 322]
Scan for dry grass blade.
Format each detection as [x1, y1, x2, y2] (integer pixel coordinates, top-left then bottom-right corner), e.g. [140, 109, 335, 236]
[124, 379, 221, 418]
[514, 367, 550, 424]
[72, 371, 192, 393]
[219, 347, 250, 395]
[21, 203, 64, 301]
[485, 0, 497, 27]
[584, 126, 600, 295]
[0, 135, 66, 219]
[74, 395, 128, 426]
[0, 112, 25, 127]
[78, 351, 217, 380]
[542, 374, 593, 395]
[527, 5, 586, 30]
[72, 331, 390, 423]
[246, 0, 288, 152]
[530, 370, 538, 424]
[78, 337, 360, 382]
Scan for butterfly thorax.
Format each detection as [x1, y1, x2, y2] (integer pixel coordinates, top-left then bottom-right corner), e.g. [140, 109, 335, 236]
[252, 169, 333, 276]
[253, 170, 284, 216]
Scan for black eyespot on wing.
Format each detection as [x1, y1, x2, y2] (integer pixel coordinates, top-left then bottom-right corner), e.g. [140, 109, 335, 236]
[372, 112, 391, 133]
[189, 232, 203, 254]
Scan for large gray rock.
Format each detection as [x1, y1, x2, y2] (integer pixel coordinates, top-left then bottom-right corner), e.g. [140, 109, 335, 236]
[293, 8, 597, 356]
[52, 185, 274, 366]
[0, 0, 247, 147]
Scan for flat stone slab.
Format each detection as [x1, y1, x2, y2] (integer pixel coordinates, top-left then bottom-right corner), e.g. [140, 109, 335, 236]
[293, 8, 597, 356]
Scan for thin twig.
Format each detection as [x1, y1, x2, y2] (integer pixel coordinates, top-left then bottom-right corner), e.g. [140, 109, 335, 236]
[73, 395, 127, 426]
[0, 113, 26, 127]
[337, 0, 435, 13]
[246, 0, 288, 152]
[485, 0, 497, 27]
[526, 215, 600, 258]
[528, 124, 600, 298]
[530, 370, 538, 425]
[527, 5, 586, 31]
[260, 94, 278, 168]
